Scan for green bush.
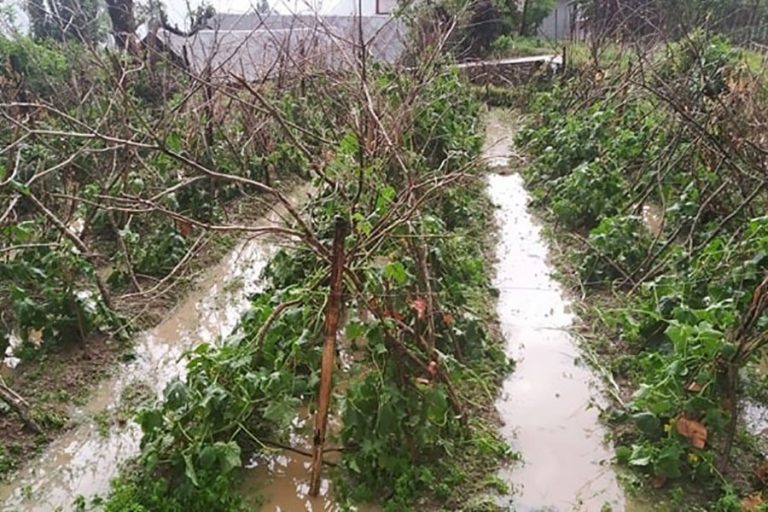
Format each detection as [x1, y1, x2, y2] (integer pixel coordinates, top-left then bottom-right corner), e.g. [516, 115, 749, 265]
[0, 36, 71, 97]
[579, 215, 653, 283]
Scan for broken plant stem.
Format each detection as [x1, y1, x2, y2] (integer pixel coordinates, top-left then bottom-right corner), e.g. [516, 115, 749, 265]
[309, 217, 348, 496]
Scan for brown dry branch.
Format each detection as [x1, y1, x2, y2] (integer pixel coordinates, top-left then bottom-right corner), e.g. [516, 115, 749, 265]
[310, 217, 348, 496]
[0, 377, 44, 436]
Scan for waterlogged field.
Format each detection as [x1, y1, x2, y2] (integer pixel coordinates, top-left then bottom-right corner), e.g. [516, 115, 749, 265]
[5, 2, 768, 510]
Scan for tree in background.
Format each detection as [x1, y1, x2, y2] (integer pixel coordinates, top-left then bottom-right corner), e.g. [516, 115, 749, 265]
[187, 3, 215, 31]
[517, 0, 555, 36]
[578, 0, 768, 43]
[105, 0, 136, 49]
[459, 0, 556, 57]
[464, 0, 508, 56]
[27, 0, 103, 42]
[256, 0, 269, 13]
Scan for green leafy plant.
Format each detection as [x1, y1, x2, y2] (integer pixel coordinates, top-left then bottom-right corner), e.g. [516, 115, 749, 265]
[516, 32, 768, 506]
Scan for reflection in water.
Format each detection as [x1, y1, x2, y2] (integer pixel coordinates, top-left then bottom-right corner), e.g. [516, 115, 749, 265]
[242, 451, 336, 512]
[0, 195, 303, 511]
[485, 109, 625, 512]
[242, 448, 377, 512]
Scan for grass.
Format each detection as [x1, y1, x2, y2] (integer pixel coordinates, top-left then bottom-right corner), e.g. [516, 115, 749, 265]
[491, 35, 562, 59]
[92, 410, 111, 438]
[0, 446, 15, 478]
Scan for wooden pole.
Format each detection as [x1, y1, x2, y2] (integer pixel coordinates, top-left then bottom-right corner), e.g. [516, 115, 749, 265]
[309, 217, 348, 496]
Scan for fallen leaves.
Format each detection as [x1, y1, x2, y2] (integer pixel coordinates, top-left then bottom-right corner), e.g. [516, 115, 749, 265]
[741, 493, 764, 511]
[685, 381, 703, 393]
[415, 361, 438, 386]
[754, 462, 768, 485]
[175, 218, 193, 237]
[383, 308, 404, 321]
[411, 298, 427, 319]
[676, 416, 708, 449]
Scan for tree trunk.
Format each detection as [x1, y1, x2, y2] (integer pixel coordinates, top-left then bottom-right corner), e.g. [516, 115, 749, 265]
[106, 0, 136, 51]
[519, 0, 530, 36]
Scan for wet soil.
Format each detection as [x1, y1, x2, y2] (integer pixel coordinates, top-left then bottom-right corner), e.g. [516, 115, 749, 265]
[0, 336, 116, 476]
[1, 108, 647, 511]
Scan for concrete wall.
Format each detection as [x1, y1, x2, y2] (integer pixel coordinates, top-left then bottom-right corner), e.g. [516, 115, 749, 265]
[537, 0, 572, 40]
[458, 56, 563, 86]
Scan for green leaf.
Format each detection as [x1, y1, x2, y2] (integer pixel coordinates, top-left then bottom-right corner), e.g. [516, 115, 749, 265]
[629, 455, 652, 467]
[376, 396, 399, 434]
[352, 212, 372, 236]
[165, 132, 182, 153]
[347, 458, 361, 474]
[10, 180, 30, 196]
[183, 452, 199, 486]
[197, 445, 217, 470]
[263, 397, 297, 427]
[383, 261, 408, 285]
[628, 444, 653, 467]
[164, 379, 188, 410]
[137, 409, 163, 434]
[217, 441, 241, 473]
[375, 186, 396, 213]
[665, 321, 688, 348]
[345, 321, 366, 340]
[339, 132, 359, 155]
[615, 445, 632, 464]
[10, 221, 34, 243]
[655, 444, 683, 478]
[632, 412, 661, 438]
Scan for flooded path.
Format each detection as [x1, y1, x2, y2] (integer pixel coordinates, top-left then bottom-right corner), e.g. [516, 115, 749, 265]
[484, 109, 626, 511]
[0, 190, 307, 511]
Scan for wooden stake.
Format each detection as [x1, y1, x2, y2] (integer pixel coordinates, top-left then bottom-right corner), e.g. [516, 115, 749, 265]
[309, 217, 348, 496]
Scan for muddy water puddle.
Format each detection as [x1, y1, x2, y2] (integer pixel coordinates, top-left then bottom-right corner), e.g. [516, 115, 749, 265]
[238, 398, 372, 511]
[0, 191, 308, 511]
[485, 109, 626, 511]
[241, 449, 377, 512]
[242, 450, 336, 512]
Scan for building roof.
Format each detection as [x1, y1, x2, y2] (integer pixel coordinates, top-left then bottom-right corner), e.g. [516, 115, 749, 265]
[154, 14, 407, 81]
